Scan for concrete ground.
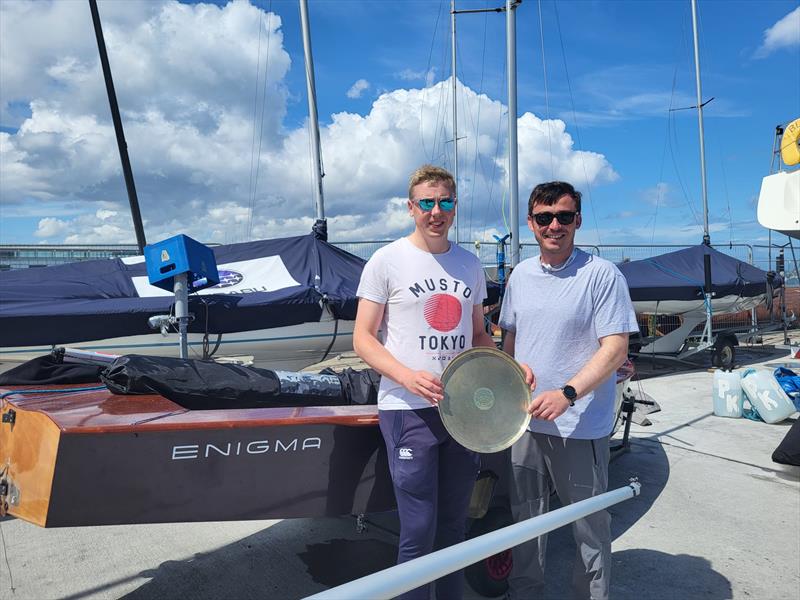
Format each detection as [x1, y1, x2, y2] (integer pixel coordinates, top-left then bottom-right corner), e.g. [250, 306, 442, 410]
[1, 346, 798, 599]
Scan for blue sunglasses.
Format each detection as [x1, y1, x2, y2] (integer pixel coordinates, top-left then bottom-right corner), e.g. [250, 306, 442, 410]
[413, 197, 456, 212]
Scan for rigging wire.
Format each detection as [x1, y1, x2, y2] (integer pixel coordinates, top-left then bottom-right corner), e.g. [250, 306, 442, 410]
[552, 0, 602, 245]
[537, 0, 554, 178]
[467, 5, 491, 243]
[677, 1, 704, 229]
[437, 22, 453, 167]
[665, 7, 703, 231]
[419, 1, 446, 162]
[651, 67, 680, 245]
[667, 110, 700, 226]
[696, 4, 722, 244]
[719, 149, 733, 246]
[249, 2, 275, 241]
[451, 0, 507, 244]
[427, 5, 452, 168]
[453, 7, 489, 243]
[480, 48, 508, 243]
[0, 517, 14, 594]
[697, 5, 735, 247]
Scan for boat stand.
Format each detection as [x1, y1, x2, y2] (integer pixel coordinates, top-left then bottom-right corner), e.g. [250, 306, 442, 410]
[611, 393, 658, 459]
[610, 398, 635, 458]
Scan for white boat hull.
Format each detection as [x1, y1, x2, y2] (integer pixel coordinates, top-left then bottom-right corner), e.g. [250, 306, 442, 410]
[631, 293, 767, 317]
[757, 170, 800, 240]
[0, 319, 355, 372]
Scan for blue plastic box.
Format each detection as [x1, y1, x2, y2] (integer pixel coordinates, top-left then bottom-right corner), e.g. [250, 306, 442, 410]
[144, 234, 219, 292]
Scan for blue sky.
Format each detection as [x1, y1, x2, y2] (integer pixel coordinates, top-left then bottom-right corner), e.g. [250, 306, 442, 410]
[1, 0, 798, 252]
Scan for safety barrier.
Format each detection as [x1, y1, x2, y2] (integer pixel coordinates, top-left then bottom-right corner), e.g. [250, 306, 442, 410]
[304, 480, 641, 600]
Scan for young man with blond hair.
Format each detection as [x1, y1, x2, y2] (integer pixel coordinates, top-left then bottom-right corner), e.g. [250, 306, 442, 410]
[354, 165, 531, 599]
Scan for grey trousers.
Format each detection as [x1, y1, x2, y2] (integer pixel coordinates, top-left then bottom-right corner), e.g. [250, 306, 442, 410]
[507, 431, 611, 600]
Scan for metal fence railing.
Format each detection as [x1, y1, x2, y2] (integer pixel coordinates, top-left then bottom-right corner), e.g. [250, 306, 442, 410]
[3, 240, 795, 277]
[2, 240, 795, 336]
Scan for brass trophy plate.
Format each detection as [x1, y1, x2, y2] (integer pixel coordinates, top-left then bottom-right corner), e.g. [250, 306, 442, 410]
[440, 347, 531, 453]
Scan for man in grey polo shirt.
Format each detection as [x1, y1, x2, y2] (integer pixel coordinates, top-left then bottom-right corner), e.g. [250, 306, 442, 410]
[499, 181, 638, 600]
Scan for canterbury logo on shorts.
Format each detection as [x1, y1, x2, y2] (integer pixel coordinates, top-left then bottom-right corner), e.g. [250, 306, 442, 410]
[398, 448, 413, 460]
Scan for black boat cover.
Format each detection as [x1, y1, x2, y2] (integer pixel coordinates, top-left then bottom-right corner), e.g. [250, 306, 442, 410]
[101, 355, 379, 410]
[617, 245, 781, 303]
[0, 354, 105, 385]
[0, 353, 382, 410]
[772, 419, 800, 467]
[0, 233, 365, 347]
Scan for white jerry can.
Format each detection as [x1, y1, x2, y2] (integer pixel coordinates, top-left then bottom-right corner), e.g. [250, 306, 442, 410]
[712, 370, 744, 418]
[740, 369, 797, 424]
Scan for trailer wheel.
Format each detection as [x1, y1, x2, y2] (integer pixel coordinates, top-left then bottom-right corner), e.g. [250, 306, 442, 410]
[465, 507, 514, 597]
[713, 339, 736, 370]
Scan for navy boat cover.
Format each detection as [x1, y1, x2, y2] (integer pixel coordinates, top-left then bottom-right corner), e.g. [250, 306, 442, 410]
[0, 233, 365, 347]
[617, 245, 781, 302]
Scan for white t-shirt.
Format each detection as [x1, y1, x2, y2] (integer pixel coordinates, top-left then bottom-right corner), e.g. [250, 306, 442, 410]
[499, 249, 638, 439]
[357, 237, 488, 410]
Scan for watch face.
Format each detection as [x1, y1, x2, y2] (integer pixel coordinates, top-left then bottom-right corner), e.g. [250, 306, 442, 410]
[562, 385, 577, 400]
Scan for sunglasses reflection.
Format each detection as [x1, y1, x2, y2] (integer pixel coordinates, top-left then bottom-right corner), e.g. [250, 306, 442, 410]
[414, 198, 457, 212]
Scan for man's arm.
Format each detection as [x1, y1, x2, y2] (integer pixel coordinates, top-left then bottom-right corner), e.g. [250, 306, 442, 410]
[528, 332, 629, 421]
[353, 298, 443, 405]
[502, 329, 516, 356]
[471, 304, 495, 349]
[500, 329, 535, 390]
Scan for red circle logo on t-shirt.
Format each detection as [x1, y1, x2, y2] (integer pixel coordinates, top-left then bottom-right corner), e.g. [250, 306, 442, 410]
[423, 294, 462, 332]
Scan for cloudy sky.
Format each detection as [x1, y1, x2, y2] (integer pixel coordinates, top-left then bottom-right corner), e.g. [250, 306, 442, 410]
[1, 0, 798, 249]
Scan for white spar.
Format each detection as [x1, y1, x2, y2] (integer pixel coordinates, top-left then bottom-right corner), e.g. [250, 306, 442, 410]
[305, 480, 641, 600]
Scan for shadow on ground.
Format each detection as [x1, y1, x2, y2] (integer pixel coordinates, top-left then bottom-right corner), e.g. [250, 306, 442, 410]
[516, 439, 691, 599]
[610, 549, 732, 600]
[631, 344, 790, 381]
[115, 438, 685, 600]
[119, 516, 397, 600]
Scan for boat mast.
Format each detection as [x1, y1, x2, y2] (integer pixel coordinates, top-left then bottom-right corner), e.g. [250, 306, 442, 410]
[451, 0, 460, 243]
[690, 0, 710, 246]
[690, 0, 715, 350]
[299, 0, 326, 238]
[88, 0, 147, 253]
[507, 0, 520, 266]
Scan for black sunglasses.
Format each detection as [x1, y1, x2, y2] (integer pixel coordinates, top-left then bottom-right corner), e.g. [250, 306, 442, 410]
[531, 211, 578, 226]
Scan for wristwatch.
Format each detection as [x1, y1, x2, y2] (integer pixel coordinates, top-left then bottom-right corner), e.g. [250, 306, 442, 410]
[561, 385, 577, 406]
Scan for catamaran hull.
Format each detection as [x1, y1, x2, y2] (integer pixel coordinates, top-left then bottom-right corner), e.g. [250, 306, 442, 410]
[0, 319, 355, 372]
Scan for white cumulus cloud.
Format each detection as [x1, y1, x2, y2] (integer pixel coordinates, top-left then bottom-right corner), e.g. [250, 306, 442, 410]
[755, 7, 800, 58]
[346, 79, 370, 99]
[0, 1, 617, 247]
[34, 217, 68, 239]
[396, 68, 436, 86]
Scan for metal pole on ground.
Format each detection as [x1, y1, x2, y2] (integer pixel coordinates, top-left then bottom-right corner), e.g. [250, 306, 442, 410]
[305, 480, 641, 600]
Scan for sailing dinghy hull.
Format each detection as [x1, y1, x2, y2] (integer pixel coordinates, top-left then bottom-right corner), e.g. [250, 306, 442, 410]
[0, 386, 393, 527]
[0, 233, 364, 372]
[0, 318, 355, 372]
